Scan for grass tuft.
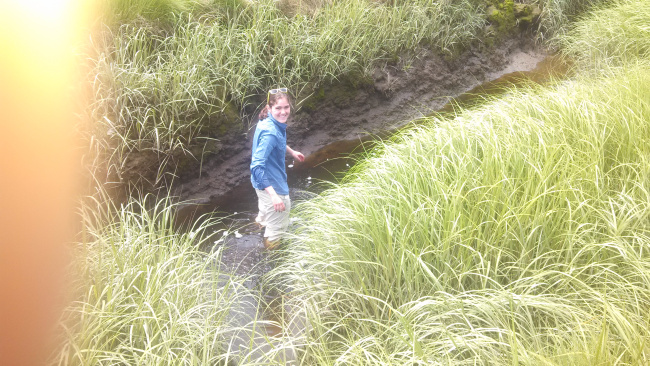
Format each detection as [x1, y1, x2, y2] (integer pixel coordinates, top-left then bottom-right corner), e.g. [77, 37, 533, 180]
[562, 0, 650, 68]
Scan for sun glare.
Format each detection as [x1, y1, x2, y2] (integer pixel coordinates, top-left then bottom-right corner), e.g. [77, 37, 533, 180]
[15, 0, 71, 20]
[0, 0, 88, 365]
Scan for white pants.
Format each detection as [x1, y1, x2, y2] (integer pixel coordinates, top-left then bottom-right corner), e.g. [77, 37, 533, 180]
[255, 189, 291, 241]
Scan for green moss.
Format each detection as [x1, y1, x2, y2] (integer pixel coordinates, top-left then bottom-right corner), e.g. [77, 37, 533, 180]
[485, 1, 541, 41]
[487, 0, 516, 34]
[515, 3, 542, 28]
[301, 87, 326, 113]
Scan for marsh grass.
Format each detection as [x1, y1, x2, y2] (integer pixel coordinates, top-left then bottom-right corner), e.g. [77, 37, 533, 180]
[269, 62, 650, 364]
[95, 0, 245, 25]
[55, 194, 258, 365]
[535, 0, 613, 43]
[86, 0, 614, 186]
[66, 1, 650, 364]
[562, 0, 650, 68]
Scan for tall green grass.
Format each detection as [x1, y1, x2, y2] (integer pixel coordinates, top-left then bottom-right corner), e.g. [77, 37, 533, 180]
[65, 1, 650, 364]
[270, 61, 650, 364]
[97, 0, 195, 25]
[87, 0, 614, 186]
[95, 0, 244, 25]
[562, 0, 650, 68]
[535, 0, 613, 43]
[87, 0, 486, 183]
[86, 0, 615, 186]
[55, 195, 253, 365]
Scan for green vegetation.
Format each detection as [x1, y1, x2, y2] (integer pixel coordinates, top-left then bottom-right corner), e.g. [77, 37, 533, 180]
[84, 0, 614, 187]
[562, 0, 650, 67]
[267, 0, 650, 364]
[275, 65, 650, 364]
[62, 0, 650, 364]
[535, 0, 612, 42]
[55, 196, 251, 365]
[87, 0, 609, 187]
[95, 0, 245, 25]
[487, 0, 516, 34]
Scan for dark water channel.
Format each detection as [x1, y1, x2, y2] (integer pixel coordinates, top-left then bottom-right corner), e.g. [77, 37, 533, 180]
[186, 54, 569, 364]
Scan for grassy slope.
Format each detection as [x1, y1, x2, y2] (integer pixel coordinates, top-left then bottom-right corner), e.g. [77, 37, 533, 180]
[562, 0, 650, 67]
[272, 0, 650, 364]
[59, 1, 646, 365]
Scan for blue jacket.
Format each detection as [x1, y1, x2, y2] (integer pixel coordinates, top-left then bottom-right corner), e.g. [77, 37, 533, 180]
[250, 115, 289, 195]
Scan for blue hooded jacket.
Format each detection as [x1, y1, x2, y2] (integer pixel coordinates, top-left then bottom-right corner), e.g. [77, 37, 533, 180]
[250, 114, 289, 195]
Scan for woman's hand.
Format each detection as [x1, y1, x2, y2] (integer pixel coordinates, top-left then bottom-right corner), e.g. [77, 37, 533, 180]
[292, 150, 305, 162]
[271, 193, 286, 212]
[287, 146, 305, 163]
[265, 186, 286, 212]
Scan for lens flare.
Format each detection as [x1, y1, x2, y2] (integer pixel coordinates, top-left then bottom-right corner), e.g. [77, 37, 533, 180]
[0, 0, 89, 364]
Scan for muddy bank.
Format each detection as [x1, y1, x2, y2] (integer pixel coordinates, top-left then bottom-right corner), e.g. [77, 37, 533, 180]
[176, 34, 549, 206]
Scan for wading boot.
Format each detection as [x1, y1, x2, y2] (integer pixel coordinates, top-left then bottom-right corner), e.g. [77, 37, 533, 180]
[263, 237, 280, 250]
[251, 221, 265, 233]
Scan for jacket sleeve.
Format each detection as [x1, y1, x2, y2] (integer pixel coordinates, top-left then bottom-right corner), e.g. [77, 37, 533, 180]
[250, 131, 277, 189]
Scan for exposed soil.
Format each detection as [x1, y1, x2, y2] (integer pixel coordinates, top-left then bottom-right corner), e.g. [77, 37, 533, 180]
[175, 34, 548, 207]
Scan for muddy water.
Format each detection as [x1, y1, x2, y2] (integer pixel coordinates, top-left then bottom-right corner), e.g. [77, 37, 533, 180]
[437, 54, 570, 114]
[191, 54, 570, 363]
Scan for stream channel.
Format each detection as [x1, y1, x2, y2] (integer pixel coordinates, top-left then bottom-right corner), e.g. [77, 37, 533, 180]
[180, 54, 569, 365]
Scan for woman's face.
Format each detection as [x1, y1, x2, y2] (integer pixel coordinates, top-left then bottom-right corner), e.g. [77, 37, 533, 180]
[270, 97, 290, 123]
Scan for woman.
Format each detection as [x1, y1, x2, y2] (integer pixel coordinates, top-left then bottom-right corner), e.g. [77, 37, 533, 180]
[250, 88, 305, 249]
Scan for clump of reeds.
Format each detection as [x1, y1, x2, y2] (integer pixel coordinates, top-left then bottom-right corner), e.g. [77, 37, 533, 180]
[270, 60, 650, 365]
[55, 195, 252, 365]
